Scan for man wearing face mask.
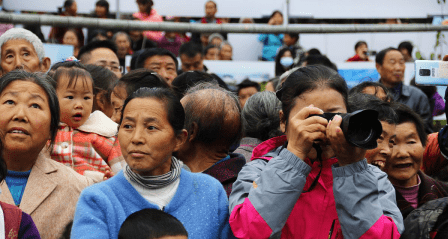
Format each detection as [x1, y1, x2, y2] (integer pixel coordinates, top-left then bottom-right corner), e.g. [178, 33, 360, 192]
[275, 48, 296, 76]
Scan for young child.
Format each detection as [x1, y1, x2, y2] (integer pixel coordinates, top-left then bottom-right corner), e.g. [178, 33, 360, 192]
[50, 60, 125, 182]
[118, 209, 188, 239]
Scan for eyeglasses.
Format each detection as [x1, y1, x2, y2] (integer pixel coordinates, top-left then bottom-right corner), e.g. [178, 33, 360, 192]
[95, 63, 124, 73]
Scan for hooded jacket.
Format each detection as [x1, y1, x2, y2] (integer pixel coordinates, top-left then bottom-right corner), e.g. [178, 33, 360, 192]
[229, 136, 403, 238]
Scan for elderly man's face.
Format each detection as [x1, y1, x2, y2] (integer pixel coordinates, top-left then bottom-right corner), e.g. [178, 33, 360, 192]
[1, 39, 50, 74]
[180, 53, 204, 72]
[143, 55, 177, 84]
[83, 47, 122, 78]
[376, 50, 405, 88]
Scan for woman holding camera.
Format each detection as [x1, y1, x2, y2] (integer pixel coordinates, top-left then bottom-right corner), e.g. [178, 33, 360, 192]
[229, 65, 403, 238]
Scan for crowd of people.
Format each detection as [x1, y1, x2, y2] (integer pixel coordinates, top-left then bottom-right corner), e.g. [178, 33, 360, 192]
[0, 0, 448, 239]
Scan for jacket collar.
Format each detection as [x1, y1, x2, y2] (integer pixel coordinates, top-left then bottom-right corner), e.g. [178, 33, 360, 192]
[396, 171, 448, 219]
[0, 153, 57, 214]
[203, 153, 246, 184]
[250, 135, 287, 161]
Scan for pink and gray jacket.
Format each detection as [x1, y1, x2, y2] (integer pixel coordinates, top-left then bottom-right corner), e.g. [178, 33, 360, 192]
[229, 136, 404, 238]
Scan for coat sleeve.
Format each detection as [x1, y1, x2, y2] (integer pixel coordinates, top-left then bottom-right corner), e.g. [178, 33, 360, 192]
[229, 149, 311, 239]
[416, 91, 434, 133]
[332, 159, 403, 239]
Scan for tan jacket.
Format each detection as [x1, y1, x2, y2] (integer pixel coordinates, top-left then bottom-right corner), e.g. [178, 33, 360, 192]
[0, 153, 93, 239]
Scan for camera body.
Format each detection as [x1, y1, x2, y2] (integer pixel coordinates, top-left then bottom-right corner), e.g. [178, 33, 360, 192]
[310, 110, 382, 149]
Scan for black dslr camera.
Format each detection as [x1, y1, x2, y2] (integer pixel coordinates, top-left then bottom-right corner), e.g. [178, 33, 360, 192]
[310, 109, 382, 149]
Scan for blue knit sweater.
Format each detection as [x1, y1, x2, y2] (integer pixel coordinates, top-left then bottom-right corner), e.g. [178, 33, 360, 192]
[71, 169, 232, 239]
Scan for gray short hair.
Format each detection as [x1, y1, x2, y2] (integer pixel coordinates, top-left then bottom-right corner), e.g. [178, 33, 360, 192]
[112, 31, 131, 44]
[242, 91, 283, 141]
[208, 33, 224, 44]
[0, 28, 46, 63]
[219, 41, 232, 50]
[182, 82, 242, 148]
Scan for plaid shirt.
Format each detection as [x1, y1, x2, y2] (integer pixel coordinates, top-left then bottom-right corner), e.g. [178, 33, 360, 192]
[50, 112, 124, 175]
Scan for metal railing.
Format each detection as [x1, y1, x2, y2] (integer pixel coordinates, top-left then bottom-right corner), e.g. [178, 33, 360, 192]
[0, 12, 447, 34]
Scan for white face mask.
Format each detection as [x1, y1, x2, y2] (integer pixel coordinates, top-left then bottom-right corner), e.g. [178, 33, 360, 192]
[280, 57, 294, 68]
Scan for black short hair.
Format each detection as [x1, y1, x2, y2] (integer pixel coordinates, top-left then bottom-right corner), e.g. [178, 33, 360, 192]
[349, 81, 393, 102]
[206, 0, 217, 8]
[78, 40, 118, 63]
[392, 102, 427, 146]
[0, 70, 60, 149]
[118, 209, 188, 239]
[179, 42, 203, 58]
[307, 48, 321, 55]
[303, 55, 338, 71]
[119, 87, 185, 135]
[277, 65, 348, 127]
[354, 41, 367, 51]
[96, 0, 110, 15]
[116, 68, 170, 99]
[171, 71, 228, 99]
[398, 41, 413, 55]
[285, 33, 299, 41]
[237, 78, 260, 95]
[375, 47, 399, 66]
[203, 44, 218, 56]
[135, 48, 178, 70]
[348, 92, 397, 124]
[269, 10, 283, 19]
[64, 0, 75, 9]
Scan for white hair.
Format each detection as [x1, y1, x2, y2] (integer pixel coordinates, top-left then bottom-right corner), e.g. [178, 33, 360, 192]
[0, 28, 46, 63]
[219, 41, 232, 49]
[208, 33, 224, 44]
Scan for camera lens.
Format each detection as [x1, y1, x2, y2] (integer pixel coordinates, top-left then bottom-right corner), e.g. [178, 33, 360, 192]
[419, 69, 431, 76]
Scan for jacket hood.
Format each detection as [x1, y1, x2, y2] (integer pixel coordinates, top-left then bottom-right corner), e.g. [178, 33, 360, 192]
[250, 135, 287, 161]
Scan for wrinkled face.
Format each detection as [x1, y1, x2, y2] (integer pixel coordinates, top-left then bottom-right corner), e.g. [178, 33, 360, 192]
[205, 1, 217, 18]
[210, 37, 222, 46]
[283, 88, 347, 159]
[385, 122, 423, 187]
[84, 48, 122, 78]
[143, 55, 177, 84]
[365, 121, 395, 170]
[115, 34, 131, 57]
[220, 45, 232, 61]
[205, 47, 219, 60]
[110, 85, 127, 124]
[238, 86, 258, 108]
[95, 5, 107, 18]
[62, 30, 79, 48]
[376, 50, 405, 88]
[180, 53, 204, 72]
[0, 81, 51, 157]
[355, 43, 368, 60]
[118, 98, 181, 176]
[361, 86, 388, 102]
[1, 39, 43, 74]
[56, 75, 94, 128]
